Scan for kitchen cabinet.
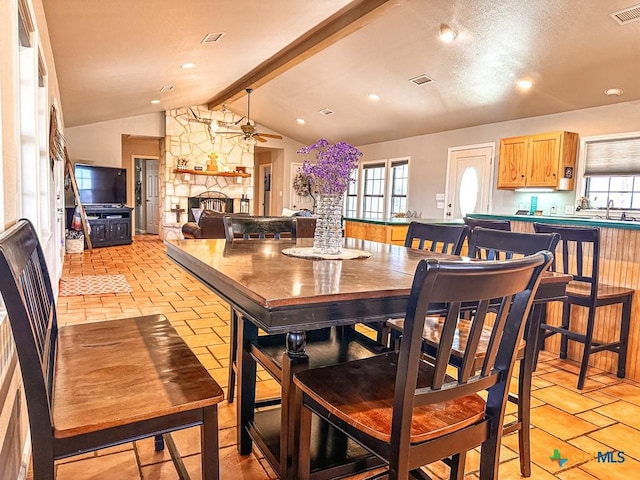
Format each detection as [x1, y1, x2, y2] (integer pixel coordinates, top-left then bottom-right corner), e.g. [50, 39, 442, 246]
[344, 220, 408, 245]
[497, 131, 578, 190]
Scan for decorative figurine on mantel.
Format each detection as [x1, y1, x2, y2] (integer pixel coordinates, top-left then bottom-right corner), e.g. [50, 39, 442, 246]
[176, 158, 189, 170]
[207, 152, 218, 172]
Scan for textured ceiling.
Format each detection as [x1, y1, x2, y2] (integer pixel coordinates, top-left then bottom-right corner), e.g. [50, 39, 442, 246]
[43, 0, 640, 146]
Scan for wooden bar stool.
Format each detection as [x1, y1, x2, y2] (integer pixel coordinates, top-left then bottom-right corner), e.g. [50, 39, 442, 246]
[533, 223, 633, 389]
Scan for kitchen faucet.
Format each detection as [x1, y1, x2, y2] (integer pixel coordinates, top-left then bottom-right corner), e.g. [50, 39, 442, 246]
[606, 199, 614, 220]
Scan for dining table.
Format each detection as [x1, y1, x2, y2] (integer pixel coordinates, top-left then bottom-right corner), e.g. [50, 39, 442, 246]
[166, 236, 571, 480]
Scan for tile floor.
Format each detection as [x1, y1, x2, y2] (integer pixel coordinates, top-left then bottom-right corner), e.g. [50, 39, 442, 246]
[38, 234, 640, 479]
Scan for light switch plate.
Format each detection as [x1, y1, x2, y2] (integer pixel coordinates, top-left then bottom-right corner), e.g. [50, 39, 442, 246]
[436, 201, 445, 209]
[436, 193, 445, 201]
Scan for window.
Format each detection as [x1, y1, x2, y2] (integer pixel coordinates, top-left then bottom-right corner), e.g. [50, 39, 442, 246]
[582, 135, 640, 210]
[389, 159, 408, 216]
[347, 157, 410, 219]
[345, 170, 358, 218]
[362, 162, 386, 219]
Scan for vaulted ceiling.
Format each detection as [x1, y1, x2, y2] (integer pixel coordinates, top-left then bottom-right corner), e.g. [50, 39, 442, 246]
[43, 0, 640, 146]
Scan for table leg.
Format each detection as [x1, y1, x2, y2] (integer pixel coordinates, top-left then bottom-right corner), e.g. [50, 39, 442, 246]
[281, 331, 309, 480]
[237, 316, 258, 455]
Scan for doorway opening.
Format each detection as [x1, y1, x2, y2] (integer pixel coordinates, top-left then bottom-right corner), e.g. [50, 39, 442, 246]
[134, 156, 160, 234]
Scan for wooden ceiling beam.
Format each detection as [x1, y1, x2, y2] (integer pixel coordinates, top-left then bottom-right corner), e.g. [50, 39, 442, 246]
[207, 0, 403, 110]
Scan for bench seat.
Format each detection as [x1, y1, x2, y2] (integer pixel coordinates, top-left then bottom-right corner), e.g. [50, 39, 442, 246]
[54, 315, 223, 438]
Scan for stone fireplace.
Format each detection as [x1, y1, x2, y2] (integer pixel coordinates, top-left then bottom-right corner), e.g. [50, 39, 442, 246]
[161, 106, 254, 240]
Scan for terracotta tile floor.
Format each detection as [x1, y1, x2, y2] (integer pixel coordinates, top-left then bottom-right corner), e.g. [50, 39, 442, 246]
[42, 235, 640, 479]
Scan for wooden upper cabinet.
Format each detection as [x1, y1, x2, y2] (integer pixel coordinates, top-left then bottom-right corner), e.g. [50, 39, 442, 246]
[497, 136, 528, 188]
[497, 131, 578, 190]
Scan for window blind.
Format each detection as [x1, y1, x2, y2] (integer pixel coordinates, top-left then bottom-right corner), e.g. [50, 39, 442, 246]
[584, 136, 640, 176]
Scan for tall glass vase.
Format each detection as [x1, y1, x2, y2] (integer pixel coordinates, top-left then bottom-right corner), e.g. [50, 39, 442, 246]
[313, 193, 344, 255]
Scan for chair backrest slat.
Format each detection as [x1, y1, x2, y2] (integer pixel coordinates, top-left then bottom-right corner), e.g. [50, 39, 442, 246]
[223, 216, 298, 241]
[467, 227, 560, 262]
[464, 217, 511, 232]
[404, 222, 468, 255]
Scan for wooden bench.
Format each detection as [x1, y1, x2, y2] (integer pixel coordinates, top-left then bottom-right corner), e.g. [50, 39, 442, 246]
[0, 219, 224, 480]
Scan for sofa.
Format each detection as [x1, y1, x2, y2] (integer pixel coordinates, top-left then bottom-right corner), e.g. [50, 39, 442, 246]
[182, 210, 316, 239]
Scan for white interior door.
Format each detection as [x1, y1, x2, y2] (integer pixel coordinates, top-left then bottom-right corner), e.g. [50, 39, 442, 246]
[444, 144, 494, 219]
[145, 160, 159, 234]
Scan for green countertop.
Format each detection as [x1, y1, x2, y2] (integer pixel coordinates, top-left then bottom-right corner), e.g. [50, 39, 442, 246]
[344, 217, 465, 226]
[466, 213, 640, 230]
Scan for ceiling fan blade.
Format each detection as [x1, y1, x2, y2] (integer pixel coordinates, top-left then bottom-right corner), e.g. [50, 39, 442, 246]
[255, 133, 283, 140]
[254, 135, 268, 143]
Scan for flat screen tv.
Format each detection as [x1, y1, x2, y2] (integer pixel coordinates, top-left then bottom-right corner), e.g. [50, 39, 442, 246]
[74, 164, 127, 206]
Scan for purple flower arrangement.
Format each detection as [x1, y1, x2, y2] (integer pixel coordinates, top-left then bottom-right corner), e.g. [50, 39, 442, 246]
[297, 138, 362, 195]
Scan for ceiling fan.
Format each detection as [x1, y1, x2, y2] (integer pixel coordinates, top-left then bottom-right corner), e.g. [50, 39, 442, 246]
[217, 88, 283, 143]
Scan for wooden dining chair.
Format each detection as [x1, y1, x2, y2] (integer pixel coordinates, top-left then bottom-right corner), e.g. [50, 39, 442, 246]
[464, 216, 512, 232]
[294, 251, 552, 480]
[533, 223, 633, 390]
[0, 219, 224, 480]
[225, 215, 300, 403]
[388, 227, 559, 477]
[386, 222, 469, 346]
[223, 215, 297, 240]
[404, 221, 469, 254]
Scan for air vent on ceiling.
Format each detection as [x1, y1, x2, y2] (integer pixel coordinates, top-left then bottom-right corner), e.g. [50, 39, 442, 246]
[160, 85, 174, 92]
[409, 74, 434, 86]
[610, 4, 640, 25]
[318, 108, 334, 116]
[201, 32, 225, 43]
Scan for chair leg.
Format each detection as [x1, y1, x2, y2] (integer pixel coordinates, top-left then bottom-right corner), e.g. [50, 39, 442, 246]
[577, 307, 597, 390]
[154, 433, 165, 451]
[227, 308, 238, 403]
[617, 297, 632, 379]
[32, 448, 55, 480]
[297, 403, 313, 480]
[517, 357, 532, 477]
[449, 452, 466, 480]
[560, 303, 571, 359]
[201, 405, 220, 480]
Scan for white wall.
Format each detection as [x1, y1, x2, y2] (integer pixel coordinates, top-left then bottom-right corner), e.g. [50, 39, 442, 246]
[358, 101, 640, 218]
[1, 0, 66, 477]
[65, 112, 165, 166]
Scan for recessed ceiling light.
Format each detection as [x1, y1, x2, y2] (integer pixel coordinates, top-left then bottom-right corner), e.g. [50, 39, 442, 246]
[296, 118, 305, 125]
[150, 99, 160, 104]
[368, 93, 380, 101]
[604, 88, 624, 97]
[439, 24, 457, 43]
[318, 108, 334, 116]
[160, 85, 174, 92]
[516, 79, 534, 90]
[181, 62, 195, 69]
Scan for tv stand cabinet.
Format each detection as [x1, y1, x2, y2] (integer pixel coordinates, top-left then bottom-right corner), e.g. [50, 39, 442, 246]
[84, 206, 133, 248]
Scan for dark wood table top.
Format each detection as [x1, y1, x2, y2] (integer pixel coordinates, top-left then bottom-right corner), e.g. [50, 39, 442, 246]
[166, 237, 570, 333]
